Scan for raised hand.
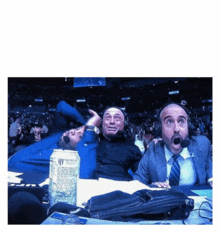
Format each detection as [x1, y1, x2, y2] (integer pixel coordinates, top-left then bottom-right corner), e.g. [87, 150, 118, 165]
[86, 109, 101, 128]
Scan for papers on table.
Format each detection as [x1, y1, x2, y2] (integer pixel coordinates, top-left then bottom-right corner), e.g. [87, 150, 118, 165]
[39, 177, 50, 187]
[8, 171, 23, 183]
[77, 178, 161, 207]
[7, 172, 163, 208]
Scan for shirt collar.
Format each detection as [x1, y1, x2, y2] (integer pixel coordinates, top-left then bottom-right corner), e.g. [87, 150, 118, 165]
[164, 145, 190, 162]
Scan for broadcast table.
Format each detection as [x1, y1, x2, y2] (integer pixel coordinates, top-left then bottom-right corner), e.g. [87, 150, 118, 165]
[8, 171, 213, 225]
[41, 188, 212, 225]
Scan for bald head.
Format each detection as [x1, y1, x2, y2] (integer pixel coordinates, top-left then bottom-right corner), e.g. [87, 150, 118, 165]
[160, 103, 189, 154]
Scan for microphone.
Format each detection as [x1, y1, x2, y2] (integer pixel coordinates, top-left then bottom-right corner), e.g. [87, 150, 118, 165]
[181, 138, 190, 148]
[63, 136, 70, 144]
[173, 137, 190, 148]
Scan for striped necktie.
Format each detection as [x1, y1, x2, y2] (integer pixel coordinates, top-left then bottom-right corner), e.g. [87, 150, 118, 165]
[169, 155, 180, 186]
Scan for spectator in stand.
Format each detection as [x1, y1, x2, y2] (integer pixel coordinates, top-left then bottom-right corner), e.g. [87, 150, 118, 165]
[143, 121, 155, 152]
[30, 117, 49, 135]
[8, 116, 14, 130]
[9, 118, 21, 142]
[195, 127, 202, 136]
[28, 121, 48, 143]
[8, 118, 24, 156]
[134, 126, 145, 154]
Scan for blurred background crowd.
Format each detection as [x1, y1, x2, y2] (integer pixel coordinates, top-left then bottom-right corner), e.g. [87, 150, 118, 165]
[8, 77, 212, 158]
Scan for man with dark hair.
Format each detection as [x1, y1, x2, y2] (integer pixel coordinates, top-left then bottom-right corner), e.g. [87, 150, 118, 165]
[93, 107, 143, 181]
[134, 103, 212, 188]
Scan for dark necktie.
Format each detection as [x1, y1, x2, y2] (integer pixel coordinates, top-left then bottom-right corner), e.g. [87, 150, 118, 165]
[169, 155, 180, 186]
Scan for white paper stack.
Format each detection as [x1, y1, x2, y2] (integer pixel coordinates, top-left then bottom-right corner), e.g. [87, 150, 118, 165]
[8, 171, 23, 183]
[77, 178, 162, 207]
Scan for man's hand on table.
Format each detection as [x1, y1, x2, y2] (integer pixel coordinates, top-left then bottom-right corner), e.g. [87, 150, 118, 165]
[151, 180, 171, 188]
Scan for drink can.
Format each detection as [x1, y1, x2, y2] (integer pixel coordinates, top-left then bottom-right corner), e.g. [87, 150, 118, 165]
[48, 149, 80, 207]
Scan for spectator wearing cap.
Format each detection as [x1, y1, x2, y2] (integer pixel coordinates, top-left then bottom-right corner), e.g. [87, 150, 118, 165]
[29, 121, 48, 143]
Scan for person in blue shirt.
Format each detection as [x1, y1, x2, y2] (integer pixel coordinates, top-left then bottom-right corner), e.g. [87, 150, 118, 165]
[134, 102, 213, 188]
[8, 101, 101, 181]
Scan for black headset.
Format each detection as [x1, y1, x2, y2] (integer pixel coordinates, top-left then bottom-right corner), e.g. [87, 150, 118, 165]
[154, 102, 194, 138]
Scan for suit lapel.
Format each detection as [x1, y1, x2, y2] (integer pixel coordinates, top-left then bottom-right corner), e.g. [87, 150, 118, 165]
[188, 141, 205, 184]
[154, 144, 167, 182]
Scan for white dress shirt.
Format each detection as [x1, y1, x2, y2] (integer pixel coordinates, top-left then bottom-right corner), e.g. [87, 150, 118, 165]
[164, 146, 197, 186]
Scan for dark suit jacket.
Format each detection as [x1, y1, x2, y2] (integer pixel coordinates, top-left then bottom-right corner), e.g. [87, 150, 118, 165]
[134, 135, 212, 185]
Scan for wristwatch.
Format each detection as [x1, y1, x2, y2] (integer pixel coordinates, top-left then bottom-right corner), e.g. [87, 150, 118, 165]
[85, 125, 100, 134]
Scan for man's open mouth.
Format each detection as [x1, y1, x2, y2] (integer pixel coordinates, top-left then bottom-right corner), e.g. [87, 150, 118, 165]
[173, 137, 181, 145]
[172, 135, 182, 145]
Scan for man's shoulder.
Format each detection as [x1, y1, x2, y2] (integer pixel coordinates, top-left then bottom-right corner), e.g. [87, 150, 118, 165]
[149, 140, 164, 149]
[191, 135, 210, 145]
[144, 140, 164, 157]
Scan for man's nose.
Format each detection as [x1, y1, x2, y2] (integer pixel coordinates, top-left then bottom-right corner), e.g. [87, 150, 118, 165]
[109, 117, 115, 124]
[174, 121, 180, 132]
